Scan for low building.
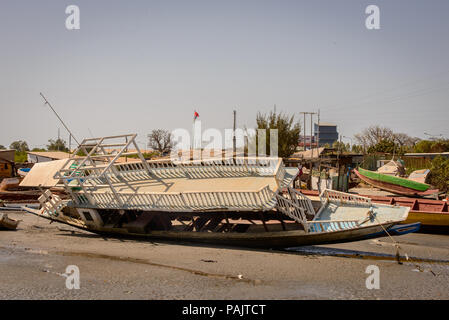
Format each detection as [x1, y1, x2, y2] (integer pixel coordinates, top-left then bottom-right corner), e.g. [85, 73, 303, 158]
[0, 150, 15, 179]
[402, 152, 449, 169]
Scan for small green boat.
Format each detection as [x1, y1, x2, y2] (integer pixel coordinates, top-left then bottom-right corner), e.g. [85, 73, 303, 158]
[355, 168, 430, 196]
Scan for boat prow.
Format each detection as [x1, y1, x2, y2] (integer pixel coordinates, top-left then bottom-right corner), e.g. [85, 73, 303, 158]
[355, 168, 432, 197]
[0, 213, 20, 230]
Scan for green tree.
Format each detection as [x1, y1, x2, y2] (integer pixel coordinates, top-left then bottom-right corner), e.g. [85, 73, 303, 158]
[10, 140, 29, 162]
[414, 140, 433, 153]
[429, 156, 449, 192]
[351, 144, 364, 154]
[255, 110, 301, 158]
[332, 141, 350, 153]
[354, 126, 418, 154]
[429, 140, 449, 153]
[147, 129, 173, 154]
[9, 140, 29, 152]
[0, 145, 5, 150]
[414, 139, 449, 153]
[47, 138, 69, 152]
[367, 139, 396, 154]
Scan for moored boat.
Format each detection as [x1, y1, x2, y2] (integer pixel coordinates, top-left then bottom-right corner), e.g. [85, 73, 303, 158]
[298, 189, 449, 228]
[354, 167, 433, 197]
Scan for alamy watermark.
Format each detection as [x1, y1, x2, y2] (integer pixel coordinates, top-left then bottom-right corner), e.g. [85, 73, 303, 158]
[63, 4, 380, 31]
[65, 265, 80, 289]
[167, 121, 279, 163]
[365, 5, 380, 30]
[365, 265, 380, 289]
[65, 5, 80, 30]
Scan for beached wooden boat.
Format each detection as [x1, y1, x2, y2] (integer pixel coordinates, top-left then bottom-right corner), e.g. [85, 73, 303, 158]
[354, 168, 433, 197]
[299, 189, 449, 228]
[17, 168, 31, 177]
[0, 213, 20, 230]
[22, 134, 418, 248]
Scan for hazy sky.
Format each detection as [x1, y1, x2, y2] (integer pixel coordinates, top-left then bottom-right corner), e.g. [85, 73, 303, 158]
[1, 0, 448, 150]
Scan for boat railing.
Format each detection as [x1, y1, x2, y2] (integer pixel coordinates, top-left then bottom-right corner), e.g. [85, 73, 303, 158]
[319, 189, 372, 206]
[285, 188, 315, 217]
[307, 219, 360, 233]
[274, 193, 308, 229]
[38, 189, 64, 217]
[72, 184, 277, 212]
[58, 156, 283, 184]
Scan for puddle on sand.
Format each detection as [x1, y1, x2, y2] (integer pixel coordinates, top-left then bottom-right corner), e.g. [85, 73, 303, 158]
[284, 246, 449, 265]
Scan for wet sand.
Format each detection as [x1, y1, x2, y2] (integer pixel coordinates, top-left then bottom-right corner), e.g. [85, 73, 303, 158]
[1, 210, 448, 299]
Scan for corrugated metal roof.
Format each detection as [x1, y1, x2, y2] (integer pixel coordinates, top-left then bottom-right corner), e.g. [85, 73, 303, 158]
[404, 152, 449, 157]
[289, 147, 325, 159]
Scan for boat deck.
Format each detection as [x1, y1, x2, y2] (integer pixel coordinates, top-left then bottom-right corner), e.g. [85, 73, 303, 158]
[316, 202, 409, 227]
[90, 175, 280, 194]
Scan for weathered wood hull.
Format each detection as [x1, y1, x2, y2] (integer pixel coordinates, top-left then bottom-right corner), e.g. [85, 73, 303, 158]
[22, 206, 417, 248]
[0, 213, 20, 230]
[88, 223, 418, 248]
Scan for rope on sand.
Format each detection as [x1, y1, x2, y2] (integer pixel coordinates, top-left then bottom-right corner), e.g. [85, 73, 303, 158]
[369, 210, 436, 276]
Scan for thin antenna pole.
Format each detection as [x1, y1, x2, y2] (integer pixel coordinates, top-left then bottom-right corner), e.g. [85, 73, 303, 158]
[317, 109, 320, 148]
[40, 93, 80, 146]
[233, 110, 236, 158]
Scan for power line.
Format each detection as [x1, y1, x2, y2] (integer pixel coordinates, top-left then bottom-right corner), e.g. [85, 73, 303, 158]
[322, 69, 449, 111]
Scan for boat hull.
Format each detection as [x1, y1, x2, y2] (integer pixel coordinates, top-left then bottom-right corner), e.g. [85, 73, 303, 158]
[22, 207, 417, 248]
[0, 213, 20, 230]
[299, 189, 449, 227]
[355, 169, 430, 197]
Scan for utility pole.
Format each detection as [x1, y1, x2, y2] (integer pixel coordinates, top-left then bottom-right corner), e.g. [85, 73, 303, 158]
[336, 134, 343, 191]
[317, 109, 321, 193]
[300, 112, 317, 152]
[317, 109, 320, 149]
[300, 111, 317, 190]
[233, 110, 236, 158]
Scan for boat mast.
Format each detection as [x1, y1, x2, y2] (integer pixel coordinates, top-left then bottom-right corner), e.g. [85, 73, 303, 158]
[39, 92, 80, 154]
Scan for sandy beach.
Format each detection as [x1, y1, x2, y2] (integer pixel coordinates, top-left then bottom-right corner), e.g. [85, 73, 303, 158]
[1, 210, 448, 300]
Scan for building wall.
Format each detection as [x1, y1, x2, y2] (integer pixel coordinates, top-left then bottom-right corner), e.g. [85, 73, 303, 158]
[314, 123, 338, 146]
[0, 162, 13, 178]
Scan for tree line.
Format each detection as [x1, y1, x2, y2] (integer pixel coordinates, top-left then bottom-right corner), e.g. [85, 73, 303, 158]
[2, 116, 448, 162]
